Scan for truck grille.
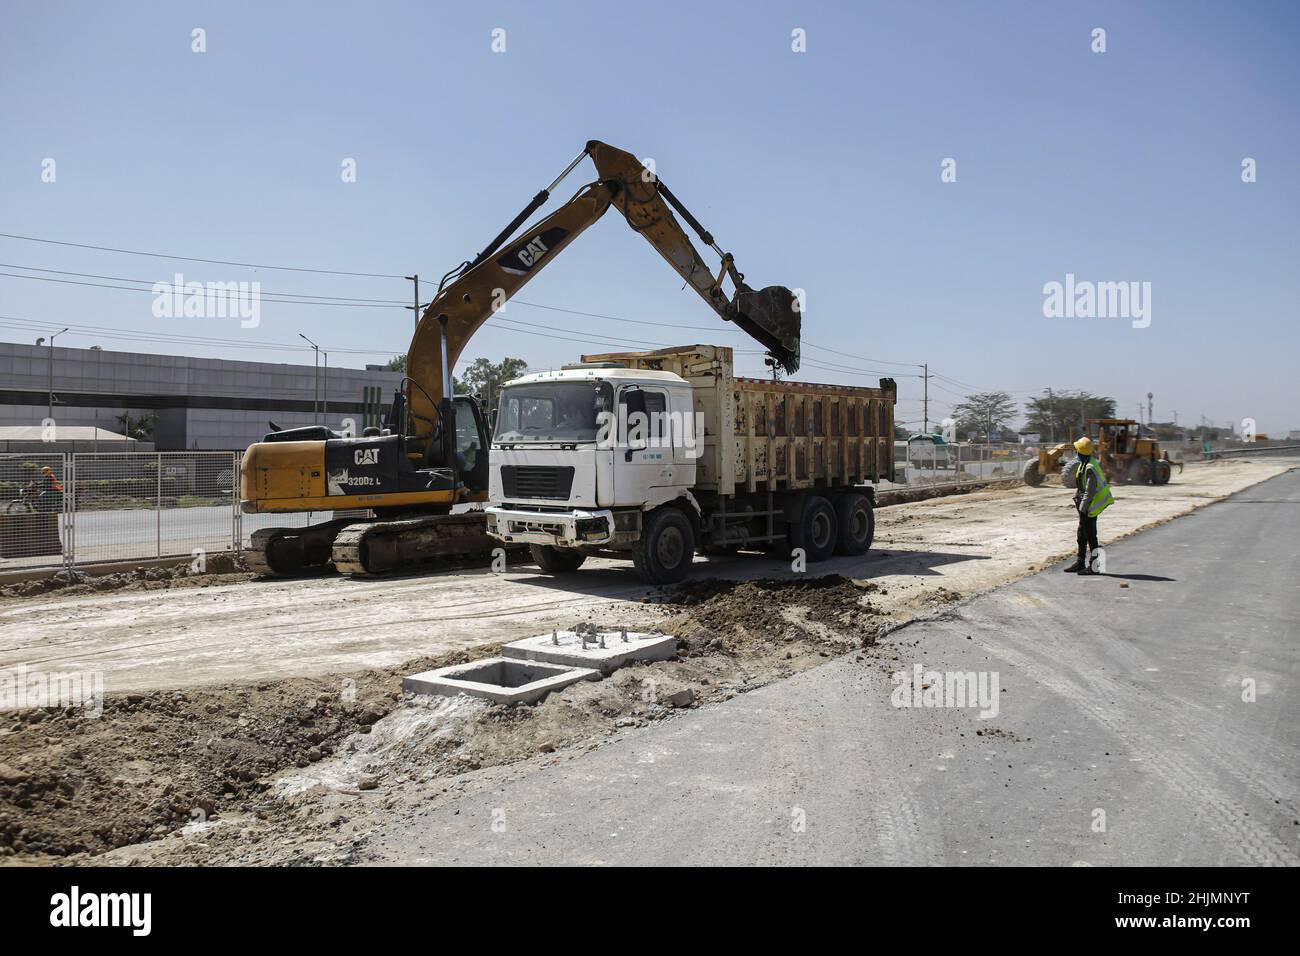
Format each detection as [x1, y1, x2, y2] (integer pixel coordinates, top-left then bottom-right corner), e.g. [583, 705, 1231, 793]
[501, 465, 575, 500]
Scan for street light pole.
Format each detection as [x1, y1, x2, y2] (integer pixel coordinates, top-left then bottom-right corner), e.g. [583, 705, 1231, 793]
[406, 275, 420, 330]
[34, 328, 69, 420]
[322, 349, 329, 425]
[921, 363, 929, 434]
[299, 333, 321, 425]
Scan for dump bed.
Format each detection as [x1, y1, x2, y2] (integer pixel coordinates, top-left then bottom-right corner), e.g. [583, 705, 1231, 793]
[581, 345, 896, 496]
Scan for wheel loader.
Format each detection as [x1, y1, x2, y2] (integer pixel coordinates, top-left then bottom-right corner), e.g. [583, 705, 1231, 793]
[239, 140, 802, 576]
[1021, 418, 1182, 488]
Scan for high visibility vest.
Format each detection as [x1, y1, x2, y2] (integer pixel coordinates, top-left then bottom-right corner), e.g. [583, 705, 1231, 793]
[1076, 458, 1113, 517]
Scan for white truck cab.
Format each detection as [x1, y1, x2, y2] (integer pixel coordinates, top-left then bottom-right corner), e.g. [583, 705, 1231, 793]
[486, 364, 698, 556]
[486, 346, 896, 584]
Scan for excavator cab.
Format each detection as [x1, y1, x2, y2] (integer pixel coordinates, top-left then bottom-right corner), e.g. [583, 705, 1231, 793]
[418, 394, 490, 496]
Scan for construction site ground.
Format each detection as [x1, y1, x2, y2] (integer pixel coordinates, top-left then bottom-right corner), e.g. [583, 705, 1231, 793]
[0, 456, 1293, 864]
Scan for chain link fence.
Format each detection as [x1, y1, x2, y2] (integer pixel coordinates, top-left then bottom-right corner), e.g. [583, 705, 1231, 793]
[0, 451, 349, 572]
[888, 440, 1044, 491]
[0, 452, 243, 571]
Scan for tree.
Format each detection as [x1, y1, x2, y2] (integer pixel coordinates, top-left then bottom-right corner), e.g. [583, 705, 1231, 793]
[950, 391, 1016, 442]
[1023, 390, 1117, 442]
[116, 412, 157, 440]
[459, 357, 528, 408]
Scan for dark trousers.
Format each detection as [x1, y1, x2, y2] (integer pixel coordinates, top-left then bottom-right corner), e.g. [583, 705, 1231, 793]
[1077, 512, 1098, 560]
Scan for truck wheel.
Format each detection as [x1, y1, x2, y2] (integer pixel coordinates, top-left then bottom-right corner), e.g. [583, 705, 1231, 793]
[1060, 461, 1078, 489]
[788, 496, 837, 563]
[632, 508, 696, 584]
[1129, 458, 1152, 485]
[834, 493, 874, 556]
[1154, 459, 1172, 485]
[1021, 459, 1044, 487]
[529, 544, 586, 574]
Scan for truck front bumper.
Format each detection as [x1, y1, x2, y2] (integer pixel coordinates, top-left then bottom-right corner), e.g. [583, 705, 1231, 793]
[485, 506, 614, 547]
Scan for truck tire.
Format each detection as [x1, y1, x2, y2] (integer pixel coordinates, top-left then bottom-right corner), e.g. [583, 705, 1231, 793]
[788, 495, 837, 563]
[529, 544, 586, 574]
[632, 507, 696, 585]
[1129, 457, 1152, 485]
[1154, 459, 1172, 485]
[1021, 459, 1044, 487]
[1060, 460, 1078, 489]
[833, 493, 874, 555]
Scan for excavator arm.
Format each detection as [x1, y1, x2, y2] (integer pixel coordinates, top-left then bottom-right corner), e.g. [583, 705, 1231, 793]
[403, 140, 801, 462]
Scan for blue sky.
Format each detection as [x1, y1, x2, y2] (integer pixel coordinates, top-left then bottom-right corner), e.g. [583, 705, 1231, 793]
[2, 0, 1297, 432]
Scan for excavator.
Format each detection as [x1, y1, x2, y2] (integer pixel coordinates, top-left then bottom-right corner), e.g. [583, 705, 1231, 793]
[239, 140, 802, 576]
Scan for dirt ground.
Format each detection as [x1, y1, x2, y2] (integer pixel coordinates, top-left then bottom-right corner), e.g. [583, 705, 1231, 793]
[2, 575, 900, 862]
[0, 456, 1293, 864]
[0, 552, 252, 601]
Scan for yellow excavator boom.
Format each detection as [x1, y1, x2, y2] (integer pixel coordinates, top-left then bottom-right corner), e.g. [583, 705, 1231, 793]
[403, 140, 801, 463]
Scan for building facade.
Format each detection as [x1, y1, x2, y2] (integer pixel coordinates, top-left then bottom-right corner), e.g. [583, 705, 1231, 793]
[0, 342, 401, 451]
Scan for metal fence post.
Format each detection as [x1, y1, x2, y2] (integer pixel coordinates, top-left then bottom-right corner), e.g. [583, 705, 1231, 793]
[156, 452, 162, 558]
[232, 451, 242, 554]
[63, 452, 74, 568]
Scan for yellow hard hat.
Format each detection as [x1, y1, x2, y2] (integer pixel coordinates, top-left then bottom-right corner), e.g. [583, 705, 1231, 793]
[1073, 436, 1095, 456]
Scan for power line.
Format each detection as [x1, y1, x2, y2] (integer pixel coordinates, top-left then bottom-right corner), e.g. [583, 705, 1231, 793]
[804, 341, 922, 368]
[0, 271, 409, 308]
[4, 231, 934, 372]
[509, 299, 748, 335]
[0, 315, 387, 355]
[0, 232, 405, 279]
[800, 355, 922, 379]
[0, 263, 406, 303]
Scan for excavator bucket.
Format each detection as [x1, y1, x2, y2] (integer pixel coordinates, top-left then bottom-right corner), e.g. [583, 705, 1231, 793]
[734, 285, 801, 373]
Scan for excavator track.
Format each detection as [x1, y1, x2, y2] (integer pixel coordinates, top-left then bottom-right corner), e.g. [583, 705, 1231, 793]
[331, 511, 501, 576]
[246, 519, 360, 577]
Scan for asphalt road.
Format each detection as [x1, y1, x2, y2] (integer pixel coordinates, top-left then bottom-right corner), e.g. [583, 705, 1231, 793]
[362, 468, 1299, 865]
[0, 505, 329, 568]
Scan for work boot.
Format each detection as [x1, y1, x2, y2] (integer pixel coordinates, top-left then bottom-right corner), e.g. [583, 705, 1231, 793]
[1063, 558, 1085, 573]
[1076, 561, 1098, 576]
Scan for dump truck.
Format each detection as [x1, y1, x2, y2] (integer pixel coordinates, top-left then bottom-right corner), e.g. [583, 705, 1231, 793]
[485, 345, 896, 584]
[1021, 418, 1181, 488]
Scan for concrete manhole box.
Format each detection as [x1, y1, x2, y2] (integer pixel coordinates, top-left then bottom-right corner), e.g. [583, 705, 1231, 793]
[502, 629, 677, 675]
[403, 657, 600, 705]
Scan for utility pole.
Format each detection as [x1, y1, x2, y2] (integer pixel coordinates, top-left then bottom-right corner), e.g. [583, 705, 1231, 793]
[322, 349, 329, 425]
[299, 332, 321, 425]
[1045, 387, 1055, 443]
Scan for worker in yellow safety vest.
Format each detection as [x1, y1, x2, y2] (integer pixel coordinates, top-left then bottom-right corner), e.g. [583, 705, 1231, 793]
[1062, 436, 1113, 575]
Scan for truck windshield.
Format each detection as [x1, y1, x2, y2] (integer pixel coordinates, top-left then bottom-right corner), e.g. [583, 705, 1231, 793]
[494, 381, 613, 443]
